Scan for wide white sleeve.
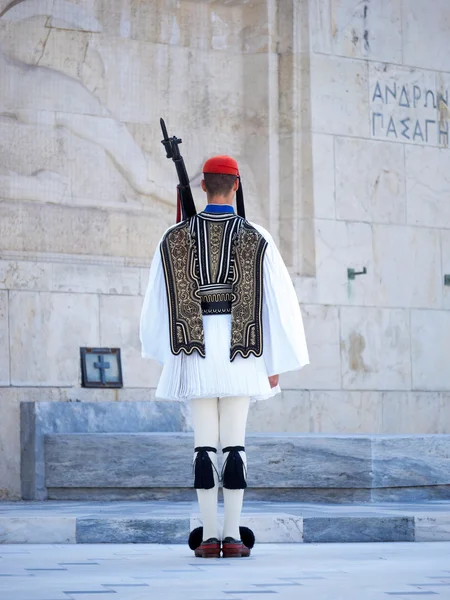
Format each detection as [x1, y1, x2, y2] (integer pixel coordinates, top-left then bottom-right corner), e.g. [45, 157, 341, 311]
[253, 224, 310, 377]
[139, 241, 171, 365]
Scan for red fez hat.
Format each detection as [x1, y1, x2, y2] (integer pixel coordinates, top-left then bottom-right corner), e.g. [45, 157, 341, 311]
[203, 155, 240, 177]
[202, 155, 245, 219]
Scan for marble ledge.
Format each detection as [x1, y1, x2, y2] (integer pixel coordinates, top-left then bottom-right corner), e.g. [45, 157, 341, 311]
[0, 259, 144, 296]
[302, 516, 415, 543]
[414, 515, 450, 541]
[44, 433, 373, 490]
[190, 515, 304, 543]
[0, 250, 153, 269]
[0, 516, 76, 544]
[3, 513, 449, 544]
[75, 517, 190, 544]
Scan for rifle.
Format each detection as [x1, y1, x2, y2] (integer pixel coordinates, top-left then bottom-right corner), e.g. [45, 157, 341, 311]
[160, 118, 197, 222]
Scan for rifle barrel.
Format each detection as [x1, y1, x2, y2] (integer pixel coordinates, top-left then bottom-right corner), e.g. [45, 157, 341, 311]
[159, 118, 197, 220]
[160, 118, 169, 140]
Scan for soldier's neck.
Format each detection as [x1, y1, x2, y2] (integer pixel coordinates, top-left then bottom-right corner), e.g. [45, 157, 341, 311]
[206, 194, 234, 205]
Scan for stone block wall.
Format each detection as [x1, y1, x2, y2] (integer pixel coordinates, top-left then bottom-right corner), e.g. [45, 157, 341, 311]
[0, 0, 450, 499]
[288, 0, 450, 439]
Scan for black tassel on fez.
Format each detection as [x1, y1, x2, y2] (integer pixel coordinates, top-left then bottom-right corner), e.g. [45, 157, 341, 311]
[193, 446, 217, 490]
[221, 446, 247, 490]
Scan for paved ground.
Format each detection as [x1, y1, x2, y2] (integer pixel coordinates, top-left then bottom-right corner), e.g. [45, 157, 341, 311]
[0, 542, 450, 600]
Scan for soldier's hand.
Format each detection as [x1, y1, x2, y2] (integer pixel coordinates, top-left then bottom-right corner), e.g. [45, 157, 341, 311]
[268, 374, 279, 388]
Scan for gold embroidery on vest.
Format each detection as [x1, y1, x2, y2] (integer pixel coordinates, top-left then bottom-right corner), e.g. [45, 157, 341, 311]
[230, 223, 267, 360]
[160, 223, 205, 357]
[161, 216, 267, 360]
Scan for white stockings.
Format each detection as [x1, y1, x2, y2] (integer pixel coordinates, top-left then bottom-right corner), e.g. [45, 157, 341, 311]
[190, 396, 250, 541]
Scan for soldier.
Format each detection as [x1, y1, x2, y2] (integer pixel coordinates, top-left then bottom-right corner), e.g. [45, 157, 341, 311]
[140, 155, 309, 558]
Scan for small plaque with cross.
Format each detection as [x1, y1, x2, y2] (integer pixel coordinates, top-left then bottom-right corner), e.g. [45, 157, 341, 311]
[80, 347, 123, 388]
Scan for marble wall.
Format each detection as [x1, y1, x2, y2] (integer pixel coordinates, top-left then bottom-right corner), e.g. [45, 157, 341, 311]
[1, 0, 450, 499]
[296, 0, 450, 429]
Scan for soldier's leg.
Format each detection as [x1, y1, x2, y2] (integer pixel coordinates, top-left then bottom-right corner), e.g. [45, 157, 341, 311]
[190, 397, 220, 542]
[219, 395, 250, 541]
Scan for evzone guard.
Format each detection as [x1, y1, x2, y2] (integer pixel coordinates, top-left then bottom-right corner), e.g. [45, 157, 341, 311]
[140, 120, 309, 558]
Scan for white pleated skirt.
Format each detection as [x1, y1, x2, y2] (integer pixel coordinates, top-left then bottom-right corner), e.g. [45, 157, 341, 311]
[155, 314, 281, 402]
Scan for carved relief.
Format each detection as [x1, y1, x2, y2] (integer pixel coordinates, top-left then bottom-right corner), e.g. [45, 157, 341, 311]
[0, 0, 176, 212]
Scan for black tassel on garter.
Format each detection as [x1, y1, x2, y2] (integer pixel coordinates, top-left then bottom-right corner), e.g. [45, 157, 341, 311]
[193, 446, 217, 490]
[221, 446, 247, 490]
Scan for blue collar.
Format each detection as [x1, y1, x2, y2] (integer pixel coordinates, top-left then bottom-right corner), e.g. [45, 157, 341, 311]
[204, 204, 235, 214]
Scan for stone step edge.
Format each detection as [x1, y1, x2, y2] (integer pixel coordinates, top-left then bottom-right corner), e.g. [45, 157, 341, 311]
[1, 513, 449, 544]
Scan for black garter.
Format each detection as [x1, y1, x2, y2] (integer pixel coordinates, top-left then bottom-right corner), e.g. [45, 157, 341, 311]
[193, 446, 218, 490]
[221, 446, 247, 490]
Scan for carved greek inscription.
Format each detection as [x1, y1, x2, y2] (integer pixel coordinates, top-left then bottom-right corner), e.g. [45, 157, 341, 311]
[371, 81, 448, 147]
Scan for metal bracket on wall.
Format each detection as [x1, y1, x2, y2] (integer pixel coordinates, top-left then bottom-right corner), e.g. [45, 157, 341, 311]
[347, 267, 367, 280]
[444, 275, 450, 286]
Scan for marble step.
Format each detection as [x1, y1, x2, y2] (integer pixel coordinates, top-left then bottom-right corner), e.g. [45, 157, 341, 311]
[42, 432, 450, 502]
[1, 500, 450, 544]
[22, 402, 450, 502]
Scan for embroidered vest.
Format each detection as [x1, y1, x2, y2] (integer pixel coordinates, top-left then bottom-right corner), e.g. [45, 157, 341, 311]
[160, 212, 268, 361]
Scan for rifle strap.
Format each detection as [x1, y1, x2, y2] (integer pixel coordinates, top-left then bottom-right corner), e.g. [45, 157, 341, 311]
[176, 188, 182, 223]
